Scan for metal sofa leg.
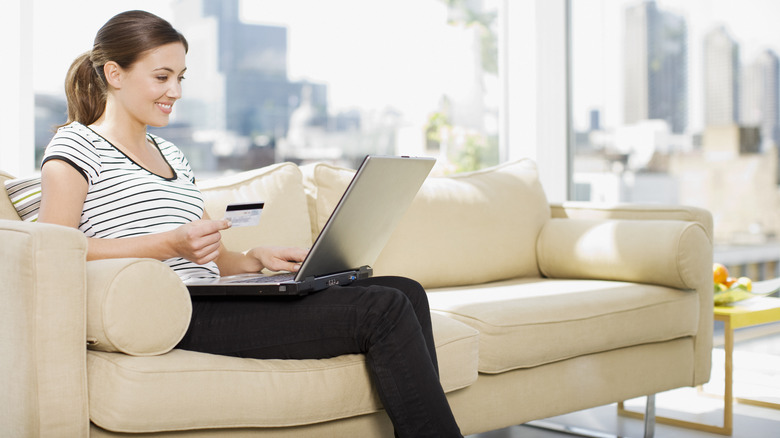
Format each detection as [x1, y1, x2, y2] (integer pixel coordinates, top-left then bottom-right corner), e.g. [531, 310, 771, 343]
[523, 394, 657, 438]
[644, 394, 656, 438]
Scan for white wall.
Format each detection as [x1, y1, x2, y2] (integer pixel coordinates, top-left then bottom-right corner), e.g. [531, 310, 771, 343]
[0, 0, 35, 177]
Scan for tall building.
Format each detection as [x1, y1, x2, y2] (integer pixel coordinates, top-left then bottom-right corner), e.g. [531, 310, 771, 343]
[704, 26, 740, 126]
[741, 49, 780, 150]
[623, 0, 688, 134]
[171, 0, 328, 144]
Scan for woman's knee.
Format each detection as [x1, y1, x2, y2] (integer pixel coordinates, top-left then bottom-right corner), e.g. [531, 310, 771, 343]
[363, 285, 413, 317]
[363, 276, 428, 309]
[353, 286, 419, 343]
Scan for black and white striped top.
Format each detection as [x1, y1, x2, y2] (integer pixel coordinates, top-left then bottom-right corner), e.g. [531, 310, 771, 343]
[42, 122, 220, 282]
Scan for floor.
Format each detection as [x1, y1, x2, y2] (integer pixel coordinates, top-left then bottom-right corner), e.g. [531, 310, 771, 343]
[467, 319, 780, 438]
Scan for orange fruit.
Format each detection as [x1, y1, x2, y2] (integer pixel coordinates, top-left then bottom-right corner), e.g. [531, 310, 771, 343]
[713, 263, 729, 285]
[724, 277, 737, 288]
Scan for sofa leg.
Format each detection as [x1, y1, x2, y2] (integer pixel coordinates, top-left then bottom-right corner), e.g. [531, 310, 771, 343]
[643, 394, 656, 438]
[523, 421, 622, 437]
[523, 394, 656, 438]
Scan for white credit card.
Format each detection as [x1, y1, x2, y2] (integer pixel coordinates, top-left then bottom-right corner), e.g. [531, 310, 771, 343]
[224, 202, 264, 227]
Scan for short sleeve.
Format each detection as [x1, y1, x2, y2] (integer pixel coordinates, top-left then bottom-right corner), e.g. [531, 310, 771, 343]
[41, 122, 101, 184]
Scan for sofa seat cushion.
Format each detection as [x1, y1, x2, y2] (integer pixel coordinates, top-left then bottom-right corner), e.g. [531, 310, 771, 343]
[427, 278, 700, 374]
[86, 313, 478, 433]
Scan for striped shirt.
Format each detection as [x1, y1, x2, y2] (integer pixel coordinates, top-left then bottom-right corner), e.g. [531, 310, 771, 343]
[42, 121, 220, 282]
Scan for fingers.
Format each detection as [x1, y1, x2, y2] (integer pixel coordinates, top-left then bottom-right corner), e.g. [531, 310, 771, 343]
[277, 259, 303, 273]
[182, 219, 229, 239]
[191, 239, 223, 265]
[249, 246, 310, 273]
[283, 246, 310, 262]
[176, 219, 230, 264]
[205, 219, 231, 233]
[280, 247, 309, 272]
[263, 255, 302, 273]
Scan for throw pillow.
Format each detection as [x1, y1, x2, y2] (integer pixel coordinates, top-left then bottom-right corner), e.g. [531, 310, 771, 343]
[86, 258, 192, 356]
[4, 176, 41, 222]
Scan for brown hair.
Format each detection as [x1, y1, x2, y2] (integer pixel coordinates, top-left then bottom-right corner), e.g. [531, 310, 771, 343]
[62, 10, 189, 126]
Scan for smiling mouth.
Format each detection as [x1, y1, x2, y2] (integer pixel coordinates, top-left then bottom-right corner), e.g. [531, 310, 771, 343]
[156, 102, 174, 113]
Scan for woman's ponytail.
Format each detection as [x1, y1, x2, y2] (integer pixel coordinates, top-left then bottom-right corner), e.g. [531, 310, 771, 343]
[62, 51, 106, 127]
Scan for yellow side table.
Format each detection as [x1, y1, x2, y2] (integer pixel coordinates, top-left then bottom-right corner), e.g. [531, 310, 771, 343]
[619, 295, 780, 436]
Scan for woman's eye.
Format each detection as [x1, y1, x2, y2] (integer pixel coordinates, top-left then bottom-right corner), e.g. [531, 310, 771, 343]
[178, 76, 186, 82]
[157, 76, 168, 82]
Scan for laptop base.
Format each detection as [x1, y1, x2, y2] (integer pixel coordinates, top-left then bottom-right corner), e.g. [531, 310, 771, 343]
[187, 266, 373, 297]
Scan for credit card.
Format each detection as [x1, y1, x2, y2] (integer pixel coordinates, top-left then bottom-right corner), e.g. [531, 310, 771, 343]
[224, 202, 264, 227]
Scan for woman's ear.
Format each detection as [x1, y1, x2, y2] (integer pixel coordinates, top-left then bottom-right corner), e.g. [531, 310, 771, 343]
[103, 62, 122, 89]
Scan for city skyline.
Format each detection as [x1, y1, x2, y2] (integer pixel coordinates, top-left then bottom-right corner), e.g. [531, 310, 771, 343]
[32, 0, 780, 137]
[31, 0, 501, 173]
[572, 0, 780, 134]
[33, 0, 495, 127]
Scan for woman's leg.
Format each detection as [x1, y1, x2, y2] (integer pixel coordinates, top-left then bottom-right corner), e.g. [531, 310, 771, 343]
[351, 276, 439, 372]
[176, 276, 462, 438]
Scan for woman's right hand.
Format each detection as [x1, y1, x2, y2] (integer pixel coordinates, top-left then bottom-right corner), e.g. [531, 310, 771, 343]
[168, 219, 231, 265]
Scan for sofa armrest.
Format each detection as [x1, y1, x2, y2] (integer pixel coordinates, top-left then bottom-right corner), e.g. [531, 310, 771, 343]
[537, 213, 714, 386]
[537, 218, 711, 290]
[0, 219, 193, 436]
[0, 219, 89, 437]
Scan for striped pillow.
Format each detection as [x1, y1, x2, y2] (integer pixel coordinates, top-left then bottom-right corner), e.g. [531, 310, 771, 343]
[4, 176, 41, 222]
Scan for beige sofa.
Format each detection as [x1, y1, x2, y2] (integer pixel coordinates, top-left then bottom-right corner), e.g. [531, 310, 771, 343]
[0, 158, 713, 437]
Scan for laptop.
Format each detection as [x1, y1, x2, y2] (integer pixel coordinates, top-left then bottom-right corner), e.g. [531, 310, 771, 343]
[186, 155, 436, 296]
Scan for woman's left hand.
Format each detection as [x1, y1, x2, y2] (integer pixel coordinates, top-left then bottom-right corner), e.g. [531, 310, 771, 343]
[246, 246, 309, 273]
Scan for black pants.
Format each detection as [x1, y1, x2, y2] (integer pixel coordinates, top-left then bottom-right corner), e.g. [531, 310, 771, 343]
[176, 276, 462, 438]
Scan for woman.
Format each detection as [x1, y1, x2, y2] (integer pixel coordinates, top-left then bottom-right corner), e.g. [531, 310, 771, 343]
[38, 10, 461, 438]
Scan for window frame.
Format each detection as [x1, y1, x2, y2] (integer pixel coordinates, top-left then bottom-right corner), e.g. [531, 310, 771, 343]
[503, 0, 571, 202]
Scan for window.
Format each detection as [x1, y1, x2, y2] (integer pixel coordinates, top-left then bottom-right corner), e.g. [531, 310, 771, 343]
[31, 0, 502, 175]
[572, 0, 780, 271]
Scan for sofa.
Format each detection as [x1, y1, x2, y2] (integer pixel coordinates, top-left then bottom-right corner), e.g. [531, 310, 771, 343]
[0, 158, 714, 437]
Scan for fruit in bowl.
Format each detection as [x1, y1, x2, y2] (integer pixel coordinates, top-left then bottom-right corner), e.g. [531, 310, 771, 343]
[712, 263, 772, 305]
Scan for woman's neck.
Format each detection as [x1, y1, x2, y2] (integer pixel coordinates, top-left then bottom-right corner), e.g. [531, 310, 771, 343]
[90, 104, 148, 152]
[88, 110, 174, 178]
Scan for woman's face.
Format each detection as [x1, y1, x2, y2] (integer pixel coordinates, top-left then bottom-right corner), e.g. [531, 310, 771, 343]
[112, 42, 187, 128]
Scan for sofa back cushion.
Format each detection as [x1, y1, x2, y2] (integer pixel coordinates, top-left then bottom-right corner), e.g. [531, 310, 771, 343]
[1, 163, 314, 253]
[302, 159, 550, 288]
[198, 162, 313, 252]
